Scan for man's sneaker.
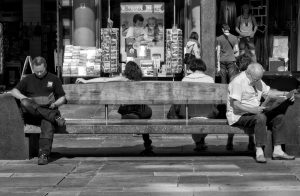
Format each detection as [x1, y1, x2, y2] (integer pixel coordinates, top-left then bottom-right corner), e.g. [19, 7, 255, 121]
[38, 153, 49, 165]
[55, 116, 66, 127]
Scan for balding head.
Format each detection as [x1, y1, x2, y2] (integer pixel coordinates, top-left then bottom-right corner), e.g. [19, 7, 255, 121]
[246, 63, 264, 78]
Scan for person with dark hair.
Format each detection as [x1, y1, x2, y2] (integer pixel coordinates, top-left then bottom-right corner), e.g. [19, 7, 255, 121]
[236, 50, 254, 71]
[126, 14, 146, 42]
[235, 4, 257, 60]
[184, 32, 201, 71]
[216, 24, 239, 84]
[167, 59, 218, 151]
[76, 61, 154, 155]
[10, 56, 67, 165]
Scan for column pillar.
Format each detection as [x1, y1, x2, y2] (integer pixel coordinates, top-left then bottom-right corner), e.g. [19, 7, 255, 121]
[73, 0, 96, 47]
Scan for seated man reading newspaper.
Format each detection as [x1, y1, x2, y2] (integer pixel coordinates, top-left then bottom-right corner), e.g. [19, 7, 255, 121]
[227, 62, 297, 163]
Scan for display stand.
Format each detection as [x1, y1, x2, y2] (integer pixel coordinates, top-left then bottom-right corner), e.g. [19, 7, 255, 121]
[165, 28, 183, 75]
[101, 28, 119, 74]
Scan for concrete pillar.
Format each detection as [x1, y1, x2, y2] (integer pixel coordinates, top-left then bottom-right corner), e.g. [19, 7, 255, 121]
[185, 0, 216, 77]
[23, 0, 41, 57]
[297, 3, 300, 71]
[200, 0, 216, 77]
[73, 0, 96, 47]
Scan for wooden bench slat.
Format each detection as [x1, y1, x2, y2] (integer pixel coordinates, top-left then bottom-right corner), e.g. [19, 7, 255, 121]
[65, 118, 229, 125]
[24, 124, 248, 134]
[63, 82, 228, 105]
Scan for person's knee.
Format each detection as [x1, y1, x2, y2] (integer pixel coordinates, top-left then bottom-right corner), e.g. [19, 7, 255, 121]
[21, 98, 34, 108]
[273, 114, 284, 124]
[255, 113, 267, 124]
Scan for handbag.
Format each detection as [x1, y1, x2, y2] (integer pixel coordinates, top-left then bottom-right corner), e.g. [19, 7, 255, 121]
[184, 44, 196, 64]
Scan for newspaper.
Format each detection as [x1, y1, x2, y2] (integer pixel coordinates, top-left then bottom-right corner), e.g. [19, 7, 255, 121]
[261, 95, 286, 112]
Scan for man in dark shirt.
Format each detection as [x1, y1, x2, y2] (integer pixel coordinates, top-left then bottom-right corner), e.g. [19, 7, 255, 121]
[216, 24, 240, 84]
[10, 56, 67, 165]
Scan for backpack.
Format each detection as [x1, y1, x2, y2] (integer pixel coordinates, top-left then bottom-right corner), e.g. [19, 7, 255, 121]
[184, 44, 196, 65]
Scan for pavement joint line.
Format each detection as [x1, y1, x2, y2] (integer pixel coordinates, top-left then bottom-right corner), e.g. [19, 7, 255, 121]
[54, 164, 78, 187]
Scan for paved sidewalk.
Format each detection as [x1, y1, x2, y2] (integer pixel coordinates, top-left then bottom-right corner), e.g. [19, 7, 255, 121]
[0, 134, 300, 196]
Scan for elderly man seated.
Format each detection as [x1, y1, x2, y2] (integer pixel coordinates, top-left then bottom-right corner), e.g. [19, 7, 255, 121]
[227, 62, 296, 163]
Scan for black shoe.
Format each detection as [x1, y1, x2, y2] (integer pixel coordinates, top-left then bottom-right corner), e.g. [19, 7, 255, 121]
[38, 153, 49, 165]
[194, 142, 208, 152]
[140, 149, 155, 156]
[55, 116, 66, 127]
[226, 143, 234, 151]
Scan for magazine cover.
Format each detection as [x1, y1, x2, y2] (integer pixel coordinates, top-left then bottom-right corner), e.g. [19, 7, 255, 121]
[120, 3, 165, 64]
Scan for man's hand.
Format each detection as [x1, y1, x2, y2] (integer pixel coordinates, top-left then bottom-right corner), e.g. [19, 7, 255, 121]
[251, 106, 266, 114]
[285, 89, 297, 102]
[49, 103, 58, 109]
[75, 78, 86, 84]
[217, 62, 221, 73]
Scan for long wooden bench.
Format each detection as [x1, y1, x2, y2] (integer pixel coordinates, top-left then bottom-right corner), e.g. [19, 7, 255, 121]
[0, 81, 289, 159]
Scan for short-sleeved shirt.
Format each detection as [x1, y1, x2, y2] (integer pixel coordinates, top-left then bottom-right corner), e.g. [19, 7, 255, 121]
[226, 71, 270, 125]
[15, 72, 65, 106]
[217, 34, 238, 62]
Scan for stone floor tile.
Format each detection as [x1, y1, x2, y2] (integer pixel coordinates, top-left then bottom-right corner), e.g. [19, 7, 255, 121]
[0, 192, 45, 196]
[57, 177, 94, 187]
[208, 174, 300, 188]
[86, 175, 178, 189]
[11, 173, 66, 178]
[0, 177, 64, 187]
[154, 171, 241, 177]
[47, 191, 81, 196]
[0, 164, 76, 174]
[0, 173, 13, 177]
[193, 191, 300, 196]
[177, 176, 209, 187]
[80, 192, 150, 196]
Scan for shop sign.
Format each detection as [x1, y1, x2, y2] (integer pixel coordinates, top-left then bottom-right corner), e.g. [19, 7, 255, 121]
[121, 4, 153, 13]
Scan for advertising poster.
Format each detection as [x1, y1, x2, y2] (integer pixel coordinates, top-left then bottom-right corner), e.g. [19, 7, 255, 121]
[120, 2, 165, 67]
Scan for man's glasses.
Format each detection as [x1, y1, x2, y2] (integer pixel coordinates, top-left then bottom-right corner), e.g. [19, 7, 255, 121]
[249, 73, 260, 83]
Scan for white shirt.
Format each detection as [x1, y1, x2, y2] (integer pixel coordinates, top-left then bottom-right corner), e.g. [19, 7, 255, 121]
[226, 71, 270, 125]
[182, 72, 216, 118]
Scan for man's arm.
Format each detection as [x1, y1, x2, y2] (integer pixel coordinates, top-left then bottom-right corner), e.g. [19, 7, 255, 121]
[232, 99, 265, 114]
[50, 96, 66, 109]
[235, 17, 242, 36]
[233, 43, 239, 57]
[268, 89, 297, 102]
[9, 88, 28, 100]
[250, 16, 258, 38]
[216, 45, 221, 73]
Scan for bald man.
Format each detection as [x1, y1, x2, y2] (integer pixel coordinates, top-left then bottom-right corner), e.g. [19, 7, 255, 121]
[227, 63, 296, 163]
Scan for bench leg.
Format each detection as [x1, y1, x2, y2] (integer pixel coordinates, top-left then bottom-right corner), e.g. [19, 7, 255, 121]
[24, 133, 40, 159]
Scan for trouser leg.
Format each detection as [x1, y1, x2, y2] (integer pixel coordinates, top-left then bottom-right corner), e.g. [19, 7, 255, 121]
[227, 62, 239, 82]
[39, 119, 55, 155]
[21, 98, 60, 124]
[219, 63, 228, 84]
[268, 114, 286, 145]
[121, 112, 152, 150]
[142, 134, 152, 149]
[233, 113, 268, 147]
[192, 134, 207, 143]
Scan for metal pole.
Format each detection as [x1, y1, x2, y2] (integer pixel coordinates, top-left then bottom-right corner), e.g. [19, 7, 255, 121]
[105, 104, 108, 125]
[173, 0, 176, 27]
[185, 104, 188, 126]
[108, 0, 110, 19]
